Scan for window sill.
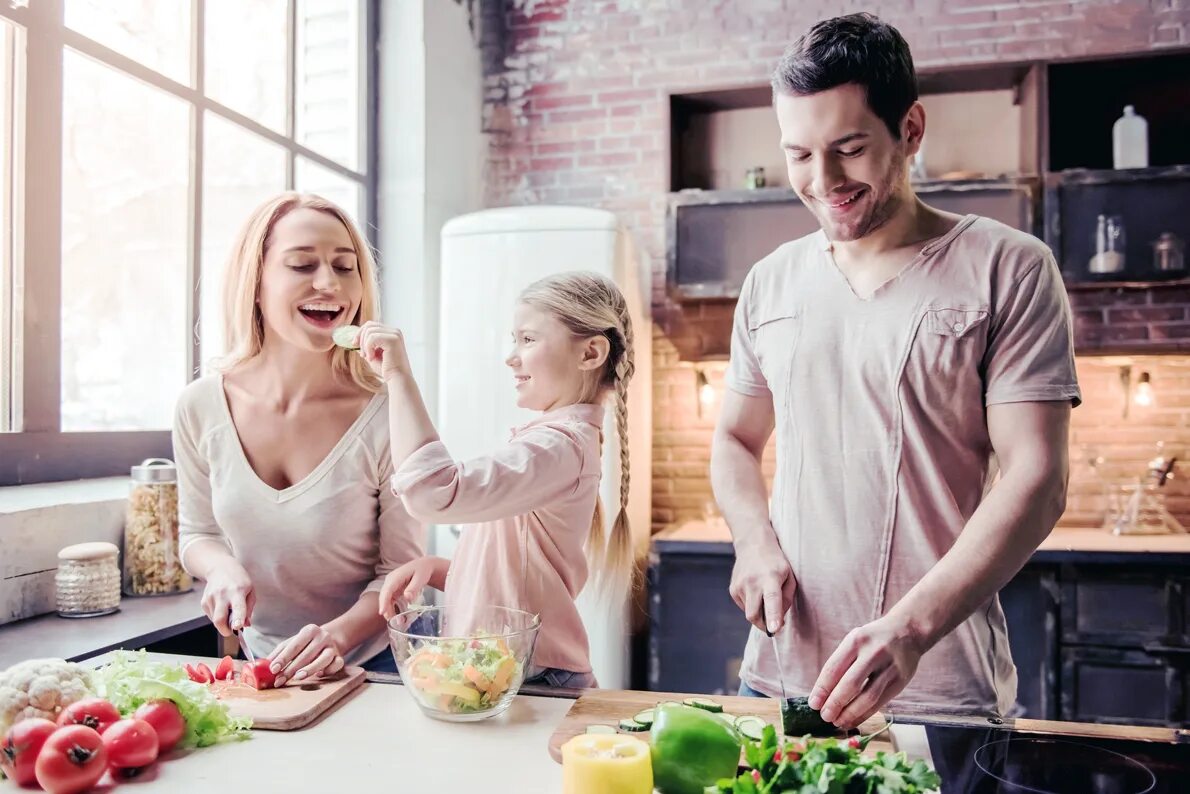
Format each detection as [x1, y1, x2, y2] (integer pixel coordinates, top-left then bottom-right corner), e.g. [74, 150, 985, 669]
[1, 477, 128, 626]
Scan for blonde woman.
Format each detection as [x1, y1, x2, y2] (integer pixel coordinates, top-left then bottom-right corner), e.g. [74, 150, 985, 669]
[175, 192, 424, 684]
[361, 271, 635, 689]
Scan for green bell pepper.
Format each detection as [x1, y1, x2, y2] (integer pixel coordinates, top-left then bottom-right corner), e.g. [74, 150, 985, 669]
[650, 703, 743, 794]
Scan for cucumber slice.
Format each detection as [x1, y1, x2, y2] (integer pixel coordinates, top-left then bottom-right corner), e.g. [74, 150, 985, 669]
[714, 712, 738, 726]
[585, 724, 618, 735]
[332, 324, 361, 350]
[631, 709, 654, 728]
[618, 718, 648, 732]
[734, 715, 767, 741]
[683, 697, 723, 713]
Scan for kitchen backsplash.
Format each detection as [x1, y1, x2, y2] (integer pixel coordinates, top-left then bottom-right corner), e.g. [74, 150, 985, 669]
[651, 349, 1190, 535]
[478, 0, 1190, 536]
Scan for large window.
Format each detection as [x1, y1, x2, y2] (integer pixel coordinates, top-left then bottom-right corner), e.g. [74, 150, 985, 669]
[0, 0, 374, 484]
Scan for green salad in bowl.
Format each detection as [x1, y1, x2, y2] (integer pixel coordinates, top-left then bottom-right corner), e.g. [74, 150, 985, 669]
[387, 605, 540, 722]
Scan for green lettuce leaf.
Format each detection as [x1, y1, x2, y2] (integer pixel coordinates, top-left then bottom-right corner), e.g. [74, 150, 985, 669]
[92, 650, 251, 748]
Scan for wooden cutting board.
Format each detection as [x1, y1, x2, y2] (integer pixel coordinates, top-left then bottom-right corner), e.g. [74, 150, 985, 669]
[547, 689, 890, 764]
[203, 663, 367, 731]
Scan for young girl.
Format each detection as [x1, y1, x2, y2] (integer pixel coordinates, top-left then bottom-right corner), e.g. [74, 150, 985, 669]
[358, 271, 635, 688]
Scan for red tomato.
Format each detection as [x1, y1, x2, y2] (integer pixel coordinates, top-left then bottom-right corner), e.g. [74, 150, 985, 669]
[214, 655, 236, 681]
[133, 699, 186, 753]
[102, 718, 159, 775]
[240, 658, 277, 690]
[184, 662, 212, 684]
[56, 698, 121, 734]
[0, 717, 58, 785]
[34, 725, 107, 794]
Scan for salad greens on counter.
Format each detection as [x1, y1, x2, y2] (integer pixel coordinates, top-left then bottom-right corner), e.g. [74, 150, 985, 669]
[715, 724, 940, 794]
[93, 650, 251, 747]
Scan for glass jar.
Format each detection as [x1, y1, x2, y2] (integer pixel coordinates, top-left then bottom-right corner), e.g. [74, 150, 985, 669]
[123, 458, 193, 596]
[1105, 482, 1186, 535]
[744, 166, 766, 190]
[1089, 214, 1126, 274]
[56, 542, 121, 617]
[1152, 232, 1185, 273]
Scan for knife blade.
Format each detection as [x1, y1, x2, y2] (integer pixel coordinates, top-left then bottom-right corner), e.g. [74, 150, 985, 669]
[768, 629, 789, 703]
[235, 629, 256, 664]
[764, 602, 789, 703]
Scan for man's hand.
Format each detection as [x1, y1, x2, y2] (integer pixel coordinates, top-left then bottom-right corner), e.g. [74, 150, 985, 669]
[808, 614, 924, 729]
[730, 536, 797, 635]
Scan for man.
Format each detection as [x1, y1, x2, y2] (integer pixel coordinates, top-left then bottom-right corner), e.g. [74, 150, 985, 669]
[710, 13, 1080, 729]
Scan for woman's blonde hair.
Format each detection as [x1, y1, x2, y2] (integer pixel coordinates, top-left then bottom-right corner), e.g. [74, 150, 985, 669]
[518, 271, 636, 593]
[216, 191, 381, 392]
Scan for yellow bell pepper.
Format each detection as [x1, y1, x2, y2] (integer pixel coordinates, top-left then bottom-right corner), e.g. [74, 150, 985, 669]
[561, 733, 652, 794]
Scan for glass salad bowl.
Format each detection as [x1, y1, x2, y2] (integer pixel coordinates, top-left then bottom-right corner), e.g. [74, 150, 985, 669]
[387, 605, 540, 722]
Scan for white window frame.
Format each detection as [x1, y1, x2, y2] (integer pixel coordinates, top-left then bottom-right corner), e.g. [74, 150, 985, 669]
[0, 0, 378, 485]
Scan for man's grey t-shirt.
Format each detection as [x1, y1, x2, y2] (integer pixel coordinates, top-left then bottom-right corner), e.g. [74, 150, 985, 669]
[726, 215, 1080, 716]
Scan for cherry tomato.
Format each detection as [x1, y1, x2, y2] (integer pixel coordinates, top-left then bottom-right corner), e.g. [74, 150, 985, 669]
[214, 655, 236, 681]
[56, 698, 120, 734]
[34, 725, 107, 794]
[0, 717, 57, 785]
[240, 658, 277, 690]
[133, 699, 186, 753]
[195, 662, 215, 683]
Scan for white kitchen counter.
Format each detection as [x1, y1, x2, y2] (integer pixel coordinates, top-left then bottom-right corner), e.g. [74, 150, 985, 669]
[113, 682, 569, 792]
[76, 652, 568, 792]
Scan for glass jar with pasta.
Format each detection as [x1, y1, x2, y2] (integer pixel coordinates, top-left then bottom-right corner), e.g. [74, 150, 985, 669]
[123, 458, 193, 596]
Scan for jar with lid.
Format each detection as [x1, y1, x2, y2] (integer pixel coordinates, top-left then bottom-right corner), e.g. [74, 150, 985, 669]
[124, 458, 193, 596]
[1089, 214, 1126, 275]
[1152, 232, 1185, 273]
[56, 542, 121, 617]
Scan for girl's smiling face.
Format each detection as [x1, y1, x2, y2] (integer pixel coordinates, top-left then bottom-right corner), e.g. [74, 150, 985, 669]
[505, 303, 608, 411]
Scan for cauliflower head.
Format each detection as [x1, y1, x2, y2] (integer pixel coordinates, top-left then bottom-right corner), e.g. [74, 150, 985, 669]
[0, 658, 94, 736]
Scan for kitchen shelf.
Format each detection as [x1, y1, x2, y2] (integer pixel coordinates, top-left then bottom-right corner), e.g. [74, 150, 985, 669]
[1045, 166, 1190, 285]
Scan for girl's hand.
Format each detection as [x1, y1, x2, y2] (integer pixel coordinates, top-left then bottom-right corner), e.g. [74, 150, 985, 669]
[378, 557, 440, 620]
[200, 560, 255, 637]
[357, 321, 414, 384]
[269, 624, 346, 687]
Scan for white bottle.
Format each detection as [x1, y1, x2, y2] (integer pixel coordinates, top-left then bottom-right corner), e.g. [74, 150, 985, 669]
[1112, 106, 1149, 170]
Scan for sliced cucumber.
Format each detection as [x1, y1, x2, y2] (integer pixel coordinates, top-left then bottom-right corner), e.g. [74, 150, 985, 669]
[734, 715, 767, 741]
[714, 712, 738, 727]
[683, 697, 723, 713]
[631, 709, 654, 728]
[585, 724, 618, 735]
[332, 324, 361, 350]
[618, 718, 648, 732]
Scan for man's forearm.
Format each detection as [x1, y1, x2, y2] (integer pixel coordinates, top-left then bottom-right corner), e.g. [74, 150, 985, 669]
[888, 468, 1066, 651]
[711, 431, 778, 551]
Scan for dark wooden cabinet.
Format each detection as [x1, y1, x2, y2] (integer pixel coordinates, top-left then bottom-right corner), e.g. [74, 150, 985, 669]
[998, 567, 1059, 719]
[1060, 646, 1187, 726]
[646, 540, 747, 696]
[648, 539, 1190, 727]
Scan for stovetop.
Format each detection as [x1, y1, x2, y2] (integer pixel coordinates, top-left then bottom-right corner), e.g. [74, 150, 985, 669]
[921, 724, 1190, 793]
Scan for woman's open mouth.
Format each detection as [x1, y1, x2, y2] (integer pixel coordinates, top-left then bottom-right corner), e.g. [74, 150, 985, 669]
[298, 302, 346, 329]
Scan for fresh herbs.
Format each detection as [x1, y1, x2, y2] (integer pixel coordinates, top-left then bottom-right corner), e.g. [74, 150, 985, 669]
[715, 724, 940, 794]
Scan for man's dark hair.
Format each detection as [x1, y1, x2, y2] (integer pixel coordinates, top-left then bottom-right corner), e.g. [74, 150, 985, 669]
[771, 13, 918, 140]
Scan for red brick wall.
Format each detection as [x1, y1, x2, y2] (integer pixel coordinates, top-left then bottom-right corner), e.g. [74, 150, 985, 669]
[481, 0, 1190, 532]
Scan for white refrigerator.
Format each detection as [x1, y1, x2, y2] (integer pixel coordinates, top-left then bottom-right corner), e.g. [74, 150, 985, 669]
[432, 206, 652, 689]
